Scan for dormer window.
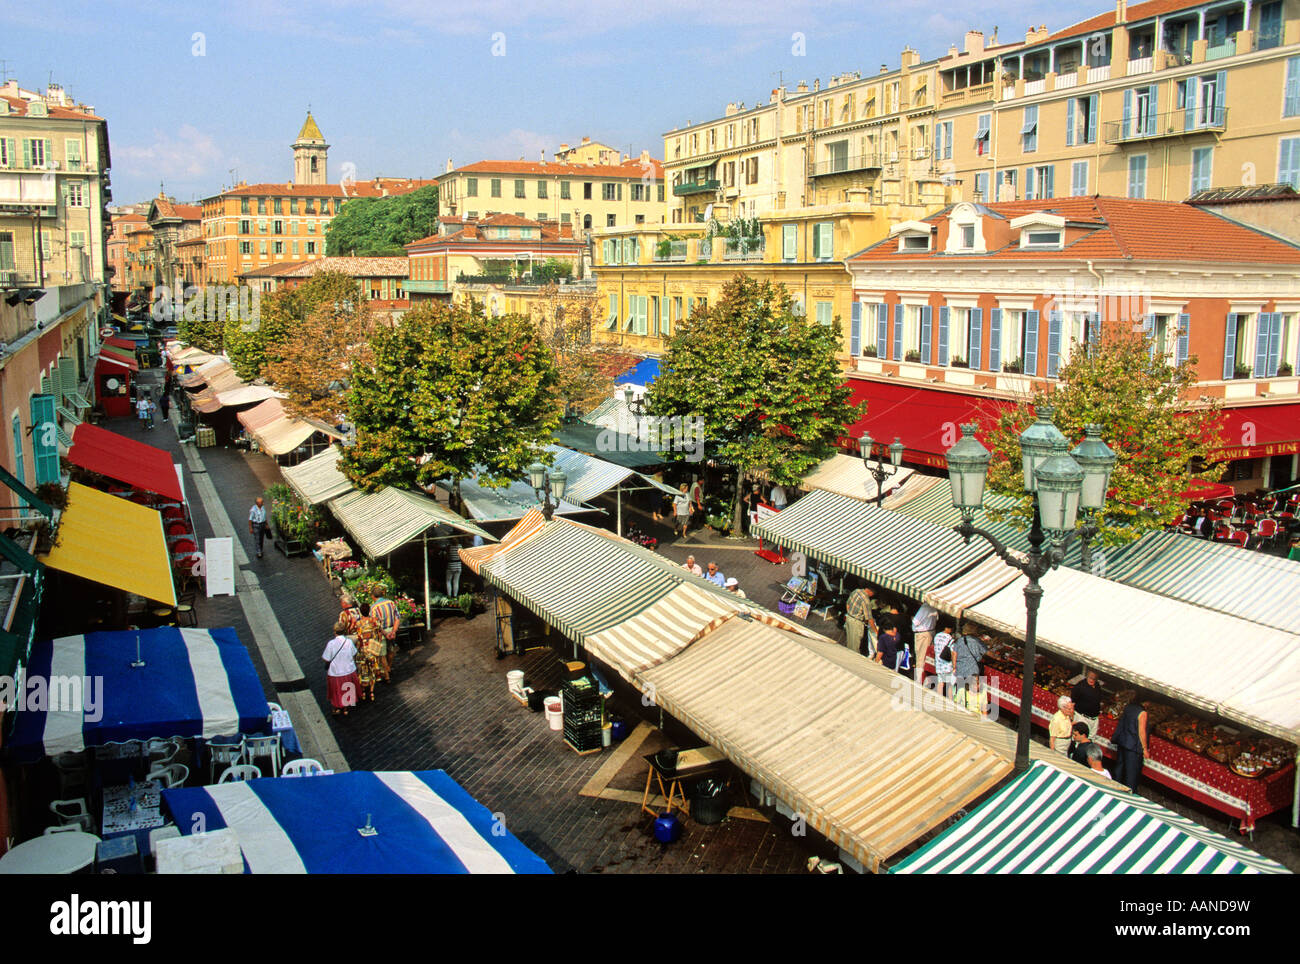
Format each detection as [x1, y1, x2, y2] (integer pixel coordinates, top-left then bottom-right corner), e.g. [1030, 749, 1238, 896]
[943, 203, 986, 254]
[902, 235, 930, 251]
[1024, 229, 1062, 247]
[1010, 212, 1066, 250]
[961, 224, 976, 249]
[890, 219, 933, 253]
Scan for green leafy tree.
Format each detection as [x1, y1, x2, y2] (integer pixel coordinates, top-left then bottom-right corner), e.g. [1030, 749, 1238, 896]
[341, 299, 562, 501]
[647, 275, 863, 530]
[324, 185, 439, 256]
[228, 271, 362, 381]
[177, 293, 224, 353]
[984, 329, 1226, 547]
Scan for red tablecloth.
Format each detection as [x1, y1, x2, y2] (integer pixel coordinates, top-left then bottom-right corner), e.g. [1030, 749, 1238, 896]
[926, 658, 1295, 831]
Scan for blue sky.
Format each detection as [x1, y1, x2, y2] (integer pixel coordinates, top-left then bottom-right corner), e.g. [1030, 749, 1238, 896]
[6, 0, 1104, 205]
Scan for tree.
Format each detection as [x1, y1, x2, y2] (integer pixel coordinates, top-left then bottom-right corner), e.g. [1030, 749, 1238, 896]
[341, 299, 562, 500]
[324, 185, 439, 257]
[530, 284, 635, 416]
[177, 293, 224, 353]
[262, 276, 373, 424]
[228, 271, 363, 381]
[647, 275, 863, 530]
[983, 329, 1225, 548]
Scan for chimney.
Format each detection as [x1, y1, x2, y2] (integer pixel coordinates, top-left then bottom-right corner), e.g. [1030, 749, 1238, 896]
[445, 158, 453, 173]
[813, 79, 820, 91]
[463, 222, 477, 239]
[559, 143, 569, 152]
[948, 44, 959, 58]
[901, 47, 919, 68]
[879, 64, 888, 74]
[796, 81, 808, 93]
[770, 88, 780, 104]
[965, 30, 985, 55]
[581, 136, 590, 145]
[1115, 0, 1128, 24]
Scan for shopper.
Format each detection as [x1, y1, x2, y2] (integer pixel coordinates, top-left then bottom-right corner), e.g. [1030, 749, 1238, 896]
[1083, 742, 1113, 780]
[673, 483, 691, 538]
[911, 602, 939, 685]
[724, 576, 746, 598]
[704, 561, 726, 588]
[1049, 696, 1076, 754]
[951, 622, 987, 708]
[682, 554, 703, 577]
[444, 542, 463, 598]
[248, 497, 268, 559]
[1112, 698, 1149, 792]
[322, 620, 359, 716]
[1067, 722, 1093, 767]
[1071, 669, 1102, 747]
[932, 624, 956, 698]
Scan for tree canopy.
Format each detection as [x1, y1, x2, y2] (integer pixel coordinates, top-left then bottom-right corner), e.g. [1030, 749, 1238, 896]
[324, 185, 439, 257]
[341, 299, 562, 496]
[226, 271, 362, 381]
[984, 328, 1225, 547]
[647, 275, 862, 527]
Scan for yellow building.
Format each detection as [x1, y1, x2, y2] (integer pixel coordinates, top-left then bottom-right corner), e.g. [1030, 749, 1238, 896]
[940, 1, 1300, 201]
[591, 203, 923, 360]
[663, 48, 951, 225]
[436, 153, 665, 239]
[554, 137, 622, 165]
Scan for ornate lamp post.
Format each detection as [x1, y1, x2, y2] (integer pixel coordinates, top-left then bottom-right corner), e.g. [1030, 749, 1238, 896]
[944, 406, 1115, 773]
[622, 387, 646, 443]
[527, 462, 569, 521]
[858, 433, 906, 506]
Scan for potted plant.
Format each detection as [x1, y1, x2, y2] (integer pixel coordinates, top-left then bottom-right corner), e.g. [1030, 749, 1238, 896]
[1233, 363, 1252, 380]
[266, 483, 329, 557]
[861, 345, 879, 358]
[35, 482, 68, 512]
[1002, 357, 1023, 374]
[904, 349, 922, 362]
[705, 513, 732, 535]
[1278, 362, 1294, 377]
[949, 356, 968, 368]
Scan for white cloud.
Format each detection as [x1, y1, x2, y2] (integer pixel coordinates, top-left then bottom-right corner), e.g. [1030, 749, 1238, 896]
[117, 125, 224, 181]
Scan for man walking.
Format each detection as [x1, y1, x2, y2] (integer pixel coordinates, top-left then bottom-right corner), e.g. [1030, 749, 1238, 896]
[1049, 696, 1076, 755]
[911, 602, 939, 685]
[249, 497, 268, 559]
[159, 390, 171, 423]
[370, 593, 400, 680]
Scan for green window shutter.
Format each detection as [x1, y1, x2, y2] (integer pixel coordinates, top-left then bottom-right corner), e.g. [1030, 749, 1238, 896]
[607, 292, 618, 330]
[21, 138, 30, 168]
[30, 395, 59, 485]
[782, 224, 796, 260]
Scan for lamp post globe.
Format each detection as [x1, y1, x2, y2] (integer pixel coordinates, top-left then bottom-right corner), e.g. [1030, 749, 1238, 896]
[889, 437, 905, 469]
[1070, 424, 1117, 512]
[549, 467, 568, 504]
[945, 423, 991, 516]
[858, 433, 874, 462]
[1034, 442, 1085, 543]
[1019, 406, 1067, 492]
[527, 461, 547, 492]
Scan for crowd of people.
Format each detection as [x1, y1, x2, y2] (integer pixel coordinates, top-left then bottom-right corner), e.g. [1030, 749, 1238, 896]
[322, 591, 402, 714]
[680, 554, 746, 598]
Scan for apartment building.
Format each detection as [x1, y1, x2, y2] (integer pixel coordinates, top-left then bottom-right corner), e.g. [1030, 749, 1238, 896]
[554, 137, 621, 165]
[941, 0, 1300, 203]
[436, 152, 666, 238]
[146, 193, 201, 295]
[244, 256, 411, 323]
[841, 196, 1300, 487]
[106, 209, 146, 310]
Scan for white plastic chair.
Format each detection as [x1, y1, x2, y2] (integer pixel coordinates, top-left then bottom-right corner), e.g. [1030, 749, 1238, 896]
[281, 759, 324, 778]
[146, 763, 189, 789]
[243, 734, 282, 779]
[50, 798, 93, 833]
[218, 764, 262, 783]
[147, 738, 183, 769]
[267, 701, 283, 714]
[44, 823, 85, 835]
[207, 737, 245, 783]
[52, 752, 89, 799]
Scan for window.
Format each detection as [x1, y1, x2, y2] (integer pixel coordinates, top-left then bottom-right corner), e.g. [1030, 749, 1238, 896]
[960, 224, 976, 249]
[902, 234, 929, 251]
[815, 302, 833, 327]
[973, 171, 989, 202]
[291, 241, 299, 255]
[1191, 147, 1213, 193]
[490, 179, 501, 198]
[272, 219, 283, 233]
[514, 179, 526, 198]
[12, 415, 25, 491]
[24, 138, 46, 168]
[782, 224, 797, 261]
[607, 214, 616, 227]
[1070, 160, 1089, 196]
[290, 198, 298, 214]
[1021, 105, 1038, 153]
[996, 168, 1017, 201]
[258, 220, 268, 234]
[1285, 57, 1300, 118]
[290, 221, 298, 235]
[671, 297, 682, 332]
[1066, 94, 1098, 145]
[494, 227, 509, 240]
[974, 114, 991, 155]
[658, 184, 665, 203]
[584, 182, 593, 200]
[934, 121, 953, 161]
[64, 139, 83, 171]
[239, 241, 251, 254]
[273, 241, 283, 254]
[306, 241, 316, 254]
[607, 292, 618, 330]
[1024, 229, 1062, 247]
[259, 241, 268, 255]
[602, 183, 619, 201]
[305, 199, 316, 213]
[1128, 155, 1147, 198]
[583, 214, 592, 229]
[811, 221, 833, 261]
[466, 177, 478, 197]
[240, 198, 250, 214]
[1280, 137, 1300, 190]
[273, 198, 283, 214]
[1130, 85, 1156, 136]
[239, 220, 251, 235]
[537, 180, 547, 199]
[560, 213, 571, 224]
[307, 221, 316, 233]
[0, 231, 14, 270]
[1024, 165, 1054, 200]
[257, 198, 267, 214]
[65, 181, 85, 207]
[560, 181, 571, 199]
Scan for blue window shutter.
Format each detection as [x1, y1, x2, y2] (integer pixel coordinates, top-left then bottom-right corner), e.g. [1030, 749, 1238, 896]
[1024, 310, 1039, 374]
[1223, 312, 1238, 378]
[1265, 312, 1283, 377]
[1122, 89, 1133, 139]
[1282, 138, 1300, 189]
[850, 301, 861, 356]
[938, 306, 950, 366]
[1286, 57, 1300, 116]
[969, 308, 982, 369]
[1044, 165, 1055, 198]
[1025, 166, 1036, 200]
[1185, 77, 1198, 131]
[1047, 310, 1062, 377]
[876, 303, 887, 356]
[989, 308, 1002, 371]
[919, 306, 932, 362]
[1253, 314, 1270, 376]
[30, 395, 59, 486]
[1065, 99, 1075, 147]
[1146, 85, 1158, 133]
[893, 304, 904, 360]
[1174, 313, 1190, 366]
[1087, 312, 1101, 356]
[1214, 70, 1226, 125]
[1087, 94, 1098, 143]
[1143, 313, 1157, 360]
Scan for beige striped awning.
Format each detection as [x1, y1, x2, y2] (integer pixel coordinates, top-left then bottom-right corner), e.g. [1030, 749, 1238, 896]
[800, 453, 914, 502]
[583, 582, 737, 678]
[459, 510, 547, 574]
[281, 446, 353, 505]
[922, 555, 1021, 619]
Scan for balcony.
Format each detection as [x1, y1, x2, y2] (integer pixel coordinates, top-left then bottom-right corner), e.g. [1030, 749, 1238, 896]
[673, 179, 720, 197]
[653, 240, 688, 262]
[403, 279, 448, 293]
[1103, 108, 1227, 144]
[1206, 38, 1237, 61]
[723, 238, 764, 261]
[1127, 56, 1154, 75]
[1086, 64, 1111, 84]
[810, 154, 882, 178]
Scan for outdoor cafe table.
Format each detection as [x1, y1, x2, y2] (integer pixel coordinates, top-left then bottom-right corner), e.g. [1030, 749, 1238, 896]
[925, 654, 1295, 832]
[102, 783, 166, 849]
[0, 832, 100, 874]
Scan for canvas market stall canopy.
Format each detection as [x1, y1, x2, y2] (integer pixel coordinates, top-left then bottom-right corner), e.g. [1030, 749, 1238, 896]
[215, 384, 284, 408]
[799, 453, 914, 502]
[281, 445, 353, 505]
[636, 617, 1012, 873]
[94, 342, 139, 418]
[67, 424, 185, 503]
[329, 487, 492, 560]
[450, 472, 589, 524]
[180, 358, 236, 390]
[40, 482, 176, 607]
[237, 398, 343, 458]
[160, 770, 551, 874]
[890, 761, 1289, 874]
[543, 444, 677, 534]
[751, 489, 990, 600]
[7, 627, 268, 763]
[1102, 530, 1300, 635]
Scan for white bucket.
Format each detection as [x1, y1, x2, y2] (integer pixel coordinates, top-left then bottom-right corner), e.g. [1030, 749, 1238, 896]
[506, 670, 525, 694]
[544, 697, 563, 731]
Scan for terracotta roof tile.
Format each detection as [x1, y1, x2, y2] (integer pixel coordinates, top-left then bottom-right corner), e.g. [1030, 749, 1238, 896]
[1046, 0, 1204, 44]
[243, 256, 410, 279]
[204, 179, 435, 202]
[0, 94, 104, 121]
[448, 158, 664, 179]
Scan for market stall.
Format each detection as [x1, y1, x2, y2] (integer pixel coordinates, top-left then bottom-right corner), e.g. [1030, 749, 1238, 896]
[67, 424, 185, 503]
[890, 760, 1290, 874]
[6, 626, 269, 763]
[543, 444, 678, 535]
[160, 770, 551, 874]
[280, 445, 353, 505]
[236, 398, 344, 461]
[93, 343, 139, 418]
[799, 453, 914, 502]
[448, 471, 590, 524]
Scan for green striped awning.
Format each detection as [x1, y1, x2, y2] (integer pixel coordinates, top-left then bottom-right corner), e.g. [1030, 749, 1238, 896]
[327, 486, 493, 559]
[890, 760, 1290, 874]
[751, 489, 990, 600]
[1103, 531, 1300, 635]
[281, 446, 353, 505]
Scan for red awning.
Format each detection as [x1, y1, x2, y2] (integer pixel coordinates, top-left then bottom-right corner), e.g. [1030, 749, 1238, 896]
[1179, 480, 1236, 502]
[841, 378, 1014, 469]
[1210, 403, 1300, 461]
[68, 424, 184, 502]
[96, 346, 139, 371]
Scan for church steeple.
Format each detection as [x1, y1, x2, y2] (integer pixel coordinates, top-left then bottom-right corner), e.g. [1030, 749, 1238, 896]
[292, 112, 329, 185]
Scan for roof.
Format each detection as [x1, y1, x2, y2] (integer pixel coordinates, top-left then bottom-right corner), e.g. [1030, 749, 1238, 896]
[0, 93, 104, 121]
[328, 487, 492, 558]
[542, 444, 676, 505]
[67, 424, 184, 502]
[1045, 0, 1203, 44]
[243, 257, 409, 279]
[406, 213, 581, 248]
[446, 158, 664, 180]
[296, 112, 324, 142]
[281, 445, 353, 505]
[849, 197, 1300, 266]
[203, 179, 433, 202]
[800, 453, 914, 502]
[1186, 184, 1300, 206]
[149, 196, 202, 223]
[892, 761, 1290, 874]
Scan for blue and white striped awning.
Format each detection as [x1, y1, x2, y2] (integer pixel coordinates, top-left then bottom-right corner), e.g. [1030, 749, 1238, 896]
[451, 472, 589, 523]
[161, 770, 551, 874]
[7, 627, 269, 763]
[890, 761, 1290, 874]
[751, 489, 991, 600]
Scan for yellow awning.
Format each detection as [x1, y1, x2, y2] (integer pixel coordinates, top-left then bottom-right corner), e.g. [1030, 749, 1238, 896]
[41, 482, 177, 606]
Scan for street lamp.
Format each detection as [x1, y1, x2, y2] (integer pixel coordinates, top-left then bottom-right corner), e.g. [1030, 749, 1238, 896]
[527, 461, 569, 521]
[858, 433, 905, 507]
[943, 407, 1114, 774]
[622, 387, 646, 443]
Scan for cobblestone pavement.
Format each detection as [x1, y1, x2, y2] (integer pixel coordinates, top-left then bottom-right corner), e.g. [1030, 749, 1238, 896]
[119, 376, 820, 874]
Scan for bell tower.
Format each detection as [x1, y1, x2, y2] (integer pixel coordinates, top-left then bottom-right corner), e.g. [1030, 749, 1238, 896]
[292, 112, 329, 185]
